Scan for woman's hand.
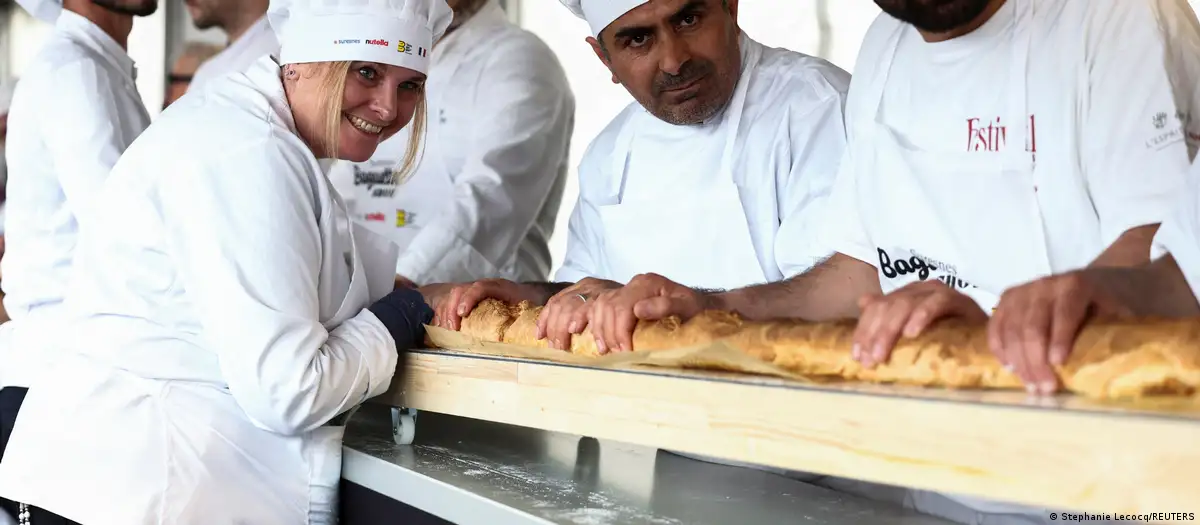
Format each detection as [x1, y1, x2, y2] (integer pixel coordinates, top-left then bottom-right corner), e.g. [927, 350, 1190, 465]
[368, 287, 434, 349]
[535, 278, 621, 350]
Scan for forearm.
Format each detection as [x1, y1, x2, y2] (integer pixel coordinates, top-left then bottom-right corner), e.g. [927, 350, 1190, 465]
[1096, 255, 1200, 318]
[1089, 224, 1160, 268]
[708, 253, 881, 321]
[520, 281, 574, 304]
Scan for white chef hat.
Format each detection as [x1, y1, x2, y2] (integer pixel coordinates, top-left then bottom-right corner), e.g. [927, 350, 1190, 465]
[560, 0, 649, 37]
[14, 0, 62, 23]
[268, 0, 453, 75]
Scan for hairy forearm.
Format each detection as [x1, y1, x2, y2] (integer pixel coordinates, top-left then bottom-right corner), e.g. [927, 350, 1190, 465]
[520, 282, 574, 304]
[707, 253, 881, 321]
[1096, 255, 1200, 318]
[1089, 224, 1160, 268]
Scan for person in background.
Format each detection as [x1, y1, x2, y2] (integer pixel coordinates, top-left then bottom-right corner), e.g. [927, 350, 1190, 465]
[329, 0, 573, 288]
[0, 0, 447, 521]
[0, 0, 158, 521]
[427, 0, 850, 357]
[164, 41, 223, 108]
[558, 0, 1200, 523]
[184, 0, 276, 90]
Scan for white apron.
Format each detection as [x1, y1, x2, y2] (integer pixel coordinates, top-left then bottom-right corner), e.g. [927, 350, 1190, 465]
[858, 0, 1050, 312]
[0, 191, 399, 525]
[598, 42, 768, 291]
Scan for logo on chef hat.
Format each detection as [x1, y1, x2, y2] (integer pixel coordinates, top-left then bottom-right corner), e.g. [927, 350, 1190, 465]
[396, 210, 416, 228]
[397, 40, 413, 54]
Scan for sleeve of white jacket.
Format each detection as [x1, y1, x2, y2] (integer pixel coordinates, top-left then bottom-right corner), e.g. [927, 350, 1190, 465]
[1153, 161, 1200, 300]
[42, 59, 138, 226]
[553, 189, 605, 283]
[1081, 0, 1200, 244]
[774, 86, 850, 278]
[395, 39, 574, 285]
[159, 141, 398, 436]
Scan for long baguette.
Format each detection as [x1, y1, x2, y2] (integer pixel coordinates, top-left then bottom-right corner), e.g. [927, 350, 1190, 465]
[449, 299, 1200, 399]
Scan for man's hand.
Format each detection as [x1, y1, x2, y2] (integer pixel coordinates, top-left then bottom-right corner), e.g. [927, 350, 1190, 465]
[854, 280, 988, 368]
[535, 277, 621, 350]
[426, 279, 545, 331]
[988, 271, 1133, 395]
[588, 273, 711, 354]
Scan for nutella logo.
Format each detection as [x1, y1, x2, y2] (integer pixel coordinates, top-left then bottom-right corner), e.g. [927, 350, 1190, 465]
[366, 39, 389, 47]
[966, 115, 1037, 153]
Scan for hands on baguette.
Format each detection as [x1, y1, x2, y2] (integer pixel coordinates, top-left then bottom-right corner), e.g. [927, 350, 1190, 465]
[537, 278, 621, 350]
[588, 273, 714, 354]
[853, 281, 988, 369]
[426, 278, 549, 331]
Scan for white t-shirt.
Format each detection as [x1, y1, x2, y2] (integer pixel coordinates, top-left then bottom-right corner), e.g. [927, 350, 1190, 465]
[1153, 159, 1200, 297]
[823, 0, 1200, 303]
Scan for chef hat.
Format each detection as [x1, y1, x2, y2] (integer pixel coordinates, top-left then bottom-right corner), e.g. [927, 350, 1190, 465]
[560, 0, 649, 37]
[268, 0, 453, 75]
[14, 0, 62, 23]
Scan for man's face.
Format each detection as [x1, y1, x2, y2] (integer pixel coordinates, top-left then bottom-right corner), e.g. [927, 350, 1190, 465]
[591, 0, 742, 126]
[873, 0, 993, 33]
[183, 0, 234, 29]
[92, 0, 159, 17]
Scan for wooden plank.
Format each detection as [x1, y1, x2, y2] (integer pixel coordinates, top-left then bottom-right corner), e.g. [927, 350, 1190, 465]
[377, 350, 1200, 516]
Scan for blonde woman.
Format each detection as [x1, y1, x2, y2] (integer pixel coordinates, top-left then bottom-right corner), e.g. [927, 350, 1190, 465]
[0, 0, 452, 523]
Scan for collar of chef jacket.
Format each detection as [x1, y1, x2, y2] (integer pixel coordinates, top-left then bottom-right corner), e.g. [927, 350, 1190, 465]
[56, 10, 138, 84]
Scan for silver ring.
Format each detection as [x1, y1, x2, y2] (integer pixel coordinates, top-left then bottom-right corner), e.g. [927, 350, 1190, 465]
[576, 293, 588, 303]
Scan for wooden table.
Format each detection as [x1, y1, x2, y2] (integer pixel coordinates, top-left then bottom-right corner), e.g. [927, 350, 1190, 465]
[378, 348, 1200, 518]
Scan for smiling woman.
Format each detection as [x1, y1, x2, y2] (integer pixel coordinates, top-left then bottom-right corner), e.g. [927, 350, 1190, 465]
[0, 0, 454, 524]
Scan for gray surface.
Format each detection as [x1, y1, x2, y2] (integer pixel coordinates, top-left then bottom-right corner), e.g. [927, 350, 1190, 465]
[343, 405, 955, 525]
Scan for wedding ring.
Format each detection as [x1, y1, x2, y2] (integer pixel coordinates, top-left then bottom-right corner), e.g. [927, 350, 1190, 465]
[576, 293, 588, 303]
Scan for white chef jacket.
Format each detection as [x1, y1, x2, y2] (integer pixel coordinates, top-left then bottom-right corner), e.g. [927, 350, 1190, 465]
[329, 0, 573, 284]
[0, 10, 150, 388]
[822, 0, 1200, 311]
[816, 0, 1200, 523]
[188, 15, 280, 91]
[1153, 159, 1200, 298]
[555, 34, 851, 287]
[0, 56, 400, 525]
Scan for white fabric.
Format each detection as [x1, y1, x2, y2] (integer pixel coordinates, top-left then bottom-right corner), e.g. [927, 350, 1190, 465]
[13, 0, 60, 23]
[0, 56, 401, 525]
[1153, 160, 1200, 299]
[329, 0, 573, 285]
[270, 0, 452, 73]
[818, 0, 1200, 522]
[555, 34, 849, 287]
[822, 0, 1200, 313]
[559, 0, 648, 37]
[0, 10, 150, 389]
[189, 15, 281, 91]
[0, 78, 15, 113]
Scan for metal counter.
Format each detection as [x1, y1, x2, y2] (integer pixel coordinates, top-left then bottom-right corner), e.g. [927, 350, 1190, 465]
[342, 404, 954, 525]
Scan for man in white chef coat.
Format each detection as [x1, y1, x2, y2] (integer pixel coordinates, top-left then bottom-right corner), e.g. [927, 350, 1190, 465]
[427, 0, 851, 355]
[556, 0, 1200, 522]
[330, 0, 574, 287]
[184, 0, 277, 90]
[0, 0, 156, 523]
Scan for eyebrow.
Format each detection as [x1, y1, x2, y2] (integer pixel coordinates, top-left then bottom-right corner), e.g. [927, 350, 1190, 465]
[611, 0, 709, 41]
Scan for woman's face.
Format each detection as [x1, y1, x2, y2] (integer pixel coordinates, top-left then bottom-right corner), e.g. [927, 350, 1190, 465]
[287, 61, 426, 162]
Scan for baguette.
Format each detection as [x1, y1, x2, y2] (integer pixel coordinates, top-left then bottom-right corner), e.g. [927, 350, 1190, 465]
[443, 300, 1200, 399]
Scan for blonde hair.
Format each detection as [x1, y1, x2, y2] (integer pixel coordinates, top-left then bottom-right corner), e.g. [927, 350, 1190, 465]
[312, 61, 427, 184]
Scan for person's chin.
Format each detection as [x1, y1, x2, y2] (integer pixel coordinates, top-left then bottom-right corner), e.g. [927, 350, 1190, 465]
[337, 143, 378, 163]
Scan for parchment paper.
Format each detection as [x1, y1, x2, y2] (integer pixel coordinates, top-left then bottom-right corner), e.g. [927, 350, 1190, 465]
[424, 324, 815, 384]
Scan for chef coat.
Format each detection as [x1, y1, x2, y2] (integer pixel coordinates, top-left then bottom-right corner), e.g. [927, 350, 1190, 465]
[0, 10, 150, 389]
[1153, 159, 1200, 299]
[555, 34, 850, 289]
[329, 0, 573, 284]
[822, 0, 1200, 312]
[188, 15, 281, 92]
[816, 0, 1200, 522]
[0, 56, 401, 525]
